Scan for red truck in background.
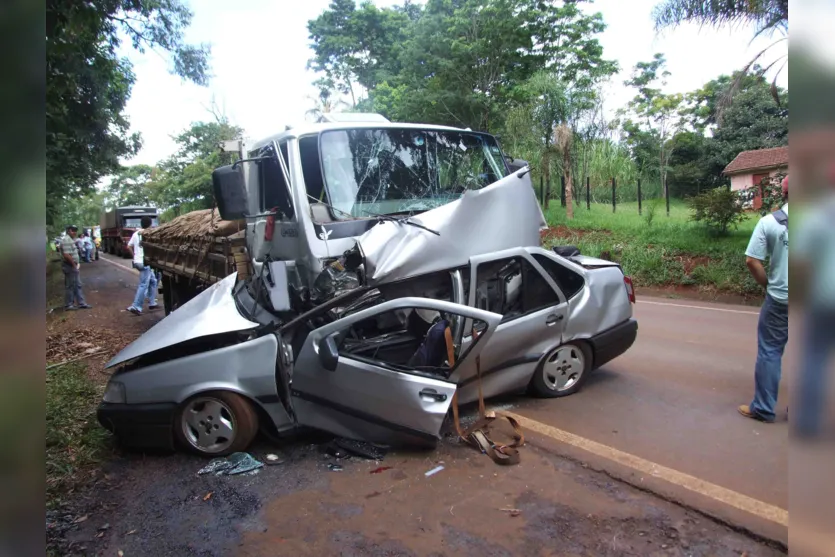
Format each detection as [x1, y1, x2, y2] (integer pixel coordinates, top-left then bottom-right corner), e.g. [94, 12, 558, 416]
[100, 206, 159, 258]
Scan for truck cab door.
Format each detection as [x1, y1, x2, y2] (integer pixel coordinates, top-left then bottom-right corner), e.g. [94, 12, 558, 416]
[289, 297, 501, 446]
[245, 141, 295, 261]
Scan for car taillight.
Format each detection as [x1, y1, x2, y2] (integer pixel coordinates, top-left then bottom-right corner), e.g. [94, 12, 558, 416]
[623, 276, 635, 304]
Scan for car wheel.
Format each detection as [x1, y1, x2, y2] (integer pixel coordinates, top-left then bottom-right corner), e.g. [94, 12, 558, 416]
[529, 342, 592, 398]
[174, 392, 259, 456]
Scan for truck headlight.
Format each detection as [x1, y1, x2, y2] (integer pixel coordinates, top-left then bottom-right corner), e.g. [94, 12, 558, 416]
[103, 381, 126, 403]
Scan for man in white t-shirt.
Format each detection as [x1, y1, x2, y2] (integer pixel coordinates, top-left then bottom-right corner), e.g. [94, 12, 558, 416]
[126, 216, 159, 315]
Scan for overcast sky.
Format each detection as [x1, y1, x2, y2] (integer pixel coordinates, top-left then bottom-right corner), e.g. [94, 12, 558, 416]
[121, 0, 791, 167]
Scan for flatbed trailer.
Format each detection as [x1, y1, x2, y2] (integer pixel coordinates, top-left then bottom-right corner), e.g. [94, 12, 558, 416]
[141, 210, 249, 314]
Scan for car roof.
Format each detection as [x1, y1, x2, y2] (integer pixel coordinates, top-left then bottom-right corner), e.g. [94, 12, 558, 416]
[248, 121, 488, 152]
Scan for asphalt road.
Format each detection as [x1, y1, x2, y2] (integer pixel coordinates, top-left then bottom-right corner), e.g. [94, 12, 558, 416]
[502, 295, 792, 542]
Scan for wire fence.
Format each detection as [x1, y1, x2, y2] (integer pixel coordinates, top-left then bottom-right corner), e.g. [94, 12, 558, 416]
[535, 175, 672, 214]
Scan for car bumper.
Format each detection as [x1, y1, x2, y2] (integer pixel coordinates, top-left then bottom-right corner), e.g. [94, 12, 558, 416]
[97, 402, 177, 451]
[589, 318, 638, 369]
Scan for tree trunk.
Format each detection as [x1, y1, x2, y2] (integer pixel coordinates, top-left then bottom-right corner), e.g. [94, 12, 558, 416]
[564, 151, 574, 220]
[543, 147, 551, 210]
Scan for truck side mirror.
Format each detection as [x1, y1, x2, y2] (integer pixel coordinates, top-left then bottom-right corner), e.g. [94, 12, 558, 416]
[506, 158, 529, 173]
[212, 165, 248, 220]
[317, 335, 339, 372]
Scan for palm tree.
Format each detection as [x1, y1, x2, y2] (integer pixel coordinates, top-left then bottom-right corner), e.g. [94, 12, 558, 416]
[305, 90, 349, 122]
[652, 0, 788, 116]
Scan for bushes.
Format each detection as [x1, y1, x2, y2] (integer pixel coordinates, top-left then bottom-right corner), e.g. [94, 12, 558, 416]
[687, 188, 746, 235]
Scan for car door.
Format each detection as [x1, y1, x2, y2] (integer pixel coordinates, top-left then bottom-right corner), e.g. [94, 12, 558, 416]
[452, 249, 569, 402]
[290, 297, 502, 446]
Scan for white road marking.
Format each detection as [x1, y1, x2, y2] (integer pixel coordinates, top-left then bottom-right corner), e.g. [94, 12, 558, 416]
[639, 300, 759, 315]
[99, 256, 138, 275]
[499, 410, 788, 527]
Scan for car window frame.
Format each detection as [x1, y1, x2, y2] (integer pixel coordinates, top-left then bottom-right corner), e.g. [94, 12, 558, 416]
[467, 249, 566, 325]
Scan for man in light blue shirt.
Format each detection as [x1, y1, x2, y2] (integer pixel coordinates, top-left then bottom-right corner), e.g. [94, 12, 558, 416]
[739, 176, 789, 423]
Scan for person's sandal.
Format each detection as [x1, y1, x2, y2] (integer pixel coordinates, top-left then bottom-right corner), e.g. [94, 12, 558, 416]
[127, 306, 142, 316]
[148, 305, 160, 311]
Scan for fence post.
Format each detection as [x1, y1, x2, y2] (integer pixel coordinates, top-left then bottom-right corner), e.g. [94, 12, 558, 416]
[540, 175, 544, 206]
[586, 176, 590, 210]
[560, 175, 566, 207]
[637, 178, 642, 216]
[612, 177, 616, 213]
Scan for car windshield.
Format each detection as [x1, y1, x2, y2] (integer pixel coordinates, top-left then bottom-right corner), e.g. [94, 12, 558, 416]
[319, 128, 507, 219]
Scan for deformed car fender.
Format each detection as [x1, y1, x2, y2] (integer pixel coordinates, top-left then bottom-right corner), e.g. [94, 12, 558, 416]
[115, 334, 294, 435]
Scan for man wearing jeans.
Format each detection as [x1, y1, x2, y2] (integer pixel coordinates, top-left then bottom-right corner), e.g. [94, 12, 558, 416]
[126, 216, 159, 315]
[739, 176, 789, 422]
[60, 225, 93, 310]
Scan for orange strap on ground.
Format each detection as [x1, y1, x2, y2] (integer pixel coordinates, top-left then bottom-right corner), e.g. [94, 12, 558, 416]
[446, 326, 525, 465]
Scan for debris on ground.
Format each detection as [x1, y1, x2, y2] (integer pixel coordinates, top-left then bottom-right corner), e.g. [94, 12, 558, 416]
[424, 465, 444, 477]
[322, 441, 351, 460]
[197, 452, 264, 476]
[369, 466, 393, 474]
[46, 328, 138, 364]
[334, 438, 388, 461]
[263, 453, 285, 466]
[203, 492, 213, 501]
[327, 463, 343, 472]
[500, 508, 522, 517]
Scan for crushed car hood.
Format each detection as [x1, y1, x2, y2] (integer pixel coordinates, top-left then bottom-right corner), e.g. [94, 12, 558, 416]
[358, 171, 546, 285]
[105, 273, 259, 368]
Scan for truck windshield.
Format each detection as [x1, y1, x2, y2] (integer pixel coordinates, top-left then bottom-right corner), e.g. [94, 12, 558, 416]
[319, 128, 507, 219]
[124, 216, 159, 228]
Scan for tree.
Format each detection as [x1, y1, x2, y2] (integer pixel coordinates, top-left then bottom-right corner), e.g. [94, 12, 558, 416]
[305, 89, 349, 122]
[679, 69, 788, 188]
[307, 0, 414, 105]
[652, 0, 788, 112]
[619, 54, 685, 214]
[46, 0, 211, 225]
[307, 0, 616, 132]
[153, 119, 243, 216]
[106, 165, 156, 207]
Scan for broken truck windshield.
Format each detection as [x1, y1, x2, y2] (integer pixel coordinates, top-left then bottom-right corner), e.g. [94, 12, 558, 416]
[319, 129, 507, 220]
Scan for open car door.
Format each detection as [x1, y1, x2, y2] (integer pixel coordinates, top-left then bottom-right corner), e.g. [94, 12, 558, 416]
[290, 297, 502, 446]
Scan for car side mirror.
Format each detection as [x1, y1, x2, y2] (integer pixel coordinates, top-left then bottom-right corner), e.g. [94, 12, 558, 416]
[212, 165, 248, 220]
[317, 334, 339, 372]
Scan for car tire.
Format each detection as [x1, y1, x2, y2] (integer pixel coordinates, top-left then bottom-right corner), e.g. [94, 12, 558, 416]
[174, 391, 259, 456]
[529, 342, 592, 398]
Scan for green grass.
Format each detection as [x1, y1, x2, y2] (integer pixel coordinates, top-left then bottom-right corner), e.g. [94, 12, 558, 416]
[46, 362, 109, 507]
[542, 199, 761, 297]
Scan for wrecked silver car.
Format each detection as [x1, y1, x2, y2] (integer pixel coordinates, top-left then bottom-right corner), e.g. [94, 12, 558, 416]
[97, 120, 638, 456]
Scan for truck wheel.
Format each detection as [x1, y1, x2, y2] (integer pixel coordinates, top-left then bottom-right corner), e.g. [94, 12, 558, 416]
[174, 391, 259, 456]
[528, 342, 592, 398]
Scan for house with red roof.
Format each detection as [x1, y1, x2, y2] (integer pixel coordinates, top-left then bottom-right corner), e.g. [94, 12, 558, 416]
[722, 146, 788, 210]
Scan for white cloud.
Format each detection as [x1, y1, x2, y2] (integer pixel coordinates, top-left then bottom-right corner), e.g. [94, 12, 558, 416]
[120, 0, 789, 167]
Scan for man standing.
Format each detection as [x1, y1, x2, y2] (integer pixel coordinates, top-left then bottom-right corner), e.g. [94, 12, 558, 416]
[738, 176, 789, 422]
[126, 216, 159, 315]
[82, 232, 94, 262]
[59, 225, 93, 310]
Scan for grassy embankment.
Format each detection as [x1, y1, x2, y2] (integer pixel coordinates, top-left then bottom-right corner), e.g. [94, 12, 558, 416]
[542, 199, 761, 299]
[45, 257, 109, 509]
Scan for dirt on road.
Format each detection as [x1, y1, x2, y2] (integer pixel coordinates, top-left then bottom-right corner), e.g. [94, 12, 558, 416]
[45, 255, 786, 557]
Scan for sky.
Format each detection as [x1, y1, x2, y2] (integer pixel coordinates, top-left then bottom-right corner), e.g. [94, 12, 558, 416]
[120, 0, 791, 168]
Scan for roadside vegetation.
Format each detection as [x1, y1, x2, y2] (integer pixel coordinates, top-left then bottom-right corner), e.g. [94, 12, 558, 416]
[46, 362, 109, 507]
[542, 200, 761, 298]
[45, 258, 110, 509]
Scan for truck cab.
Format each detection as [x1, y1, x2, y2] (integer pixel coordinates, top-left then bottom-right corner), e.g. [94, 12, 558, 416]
[101, 206, 160, 258]
[214, 118, 513, 301]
